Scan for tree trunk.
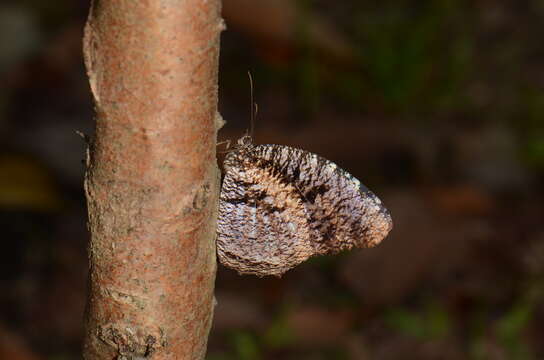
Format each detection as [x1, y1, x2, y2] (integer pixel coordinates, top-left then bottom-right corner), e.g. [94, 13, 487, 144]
[82, 0, 224, 358]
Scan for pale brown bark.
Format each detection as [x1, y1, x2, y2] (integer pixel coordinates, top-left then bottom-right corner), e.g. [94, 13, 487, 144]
[82, 0, 224, 359]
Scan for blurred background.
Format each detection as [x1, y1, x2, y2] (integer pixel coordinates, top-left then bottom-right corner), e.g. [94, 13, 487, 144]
[1, 0, 543, 359]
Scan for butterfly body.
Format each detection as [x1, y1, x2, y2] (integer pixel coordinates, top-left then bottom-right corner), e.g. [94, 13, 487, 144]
[217, 137, 392, 277]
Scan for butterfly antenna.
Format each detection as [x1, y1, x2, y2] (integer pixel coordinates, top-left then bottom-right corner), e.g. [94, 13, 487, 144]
[247, 70, 256, 139]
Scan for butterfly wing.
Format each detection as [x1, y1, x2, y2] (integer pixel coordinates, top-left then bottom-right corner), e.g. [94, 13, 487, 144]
[217, 143, 392, 277]
[251, 144, 392, 255]
[217, 145, 314, 276]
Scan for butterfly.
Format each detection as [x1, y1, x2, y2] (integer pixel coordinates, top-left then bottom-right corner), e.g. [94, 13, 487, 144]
[216, 135, 393, 277]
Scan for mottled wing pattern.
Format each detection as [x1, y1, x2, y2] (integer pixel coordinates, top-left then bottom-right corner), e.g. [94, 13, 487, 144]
[217, 142, 392, 277]
[217, 145, 314, 276]
[252, 145, 392, 255]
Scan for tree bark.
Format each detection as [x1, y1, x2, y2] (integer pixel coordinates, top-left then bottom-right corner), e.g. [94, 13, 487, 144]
[82, 0, 224, 358]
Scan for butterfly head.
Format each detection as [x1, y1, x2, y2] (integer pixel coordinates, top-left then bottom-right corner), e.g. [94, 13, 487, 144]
[237, 134, 253, 148]
[223, 134, 254, 171]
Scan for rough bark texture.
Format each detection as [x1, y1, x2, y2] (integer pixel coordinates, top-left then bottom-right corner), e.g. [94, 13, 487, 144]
[82, 0, 224, 359]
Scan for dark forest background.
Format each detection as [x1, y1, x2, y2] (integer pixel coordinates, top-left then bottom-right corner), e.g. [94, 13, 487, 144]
[1, 0, 543, 359]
